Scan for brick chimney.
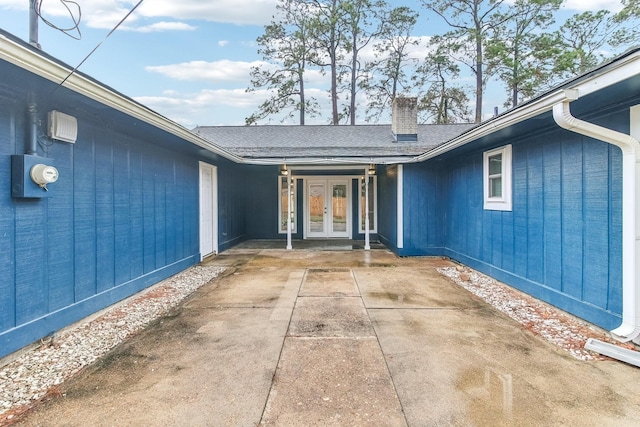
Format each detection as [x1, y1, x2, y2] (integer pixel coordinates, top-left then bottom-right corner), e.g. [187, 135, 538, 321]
[392, 97, 417, 142]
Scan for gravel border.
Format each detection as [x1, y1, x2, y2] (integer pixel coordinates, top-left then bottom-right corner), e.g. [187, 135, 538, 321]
[438, 265, 638, 360]
[0, 265, 225, 423]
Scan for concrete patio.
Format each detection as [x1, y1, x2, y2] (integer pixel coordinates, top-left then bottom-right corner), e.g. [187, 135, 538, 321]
[15, 243, 640, 426]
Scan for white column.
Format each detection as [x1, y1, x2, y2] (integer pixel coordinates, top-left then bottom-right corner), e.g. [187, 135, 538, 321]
[364, 171, 370, 250]
[287, 175, 293, 250]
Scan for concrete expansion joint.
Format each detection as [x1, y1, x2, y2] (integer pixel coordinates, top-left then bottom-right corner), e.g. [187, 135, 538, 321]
[286, 336, 378, 341]
[367, 306, 467, 311]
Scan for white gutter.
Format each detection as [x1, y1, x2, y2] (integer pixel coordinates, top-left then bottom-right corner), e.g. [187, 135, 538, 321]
[0, 33, 243, 163]
[553, 96, 640, 343]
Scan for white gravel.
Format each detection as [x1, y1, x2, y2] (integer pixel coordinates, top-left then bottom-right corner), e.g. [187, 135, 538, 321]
[0, 265, 224, 420]
[437, 265, 630, 361]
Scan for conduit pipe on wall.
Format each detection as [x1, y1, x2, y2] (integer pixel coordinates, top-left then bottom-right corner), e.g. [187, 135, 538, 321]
[553, 95, 640, 343]
[27, 96, 38, 155]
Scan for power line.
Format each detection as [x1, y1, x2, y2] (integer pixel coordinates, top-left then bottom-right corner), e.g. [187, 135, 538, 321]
[53, 0, 145, 93]
[34, 0, 82, 40]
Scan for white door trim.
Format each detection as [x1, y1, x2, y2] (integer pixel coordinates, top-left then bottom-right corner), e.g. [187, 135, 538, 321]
[199, 162, 218, 259]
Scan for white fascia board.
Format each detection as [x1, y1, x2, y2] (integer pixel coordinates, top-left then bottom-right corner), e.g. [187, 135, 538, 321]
[0, 34, 243, 163]
[412, 50, 640, 163]
[246, 156, 415, 166]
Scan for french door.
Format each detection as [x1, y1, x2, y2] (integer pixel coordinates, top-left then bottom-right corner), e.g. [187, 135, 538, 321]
[306, 179, 350, 238]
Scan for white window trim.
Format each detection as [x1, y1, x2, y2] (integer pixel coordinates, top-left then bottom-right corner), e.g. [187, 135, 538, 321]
[483, 144, 512, 211]
[278, 176, 297, 234]
[358, 176, 378, 233]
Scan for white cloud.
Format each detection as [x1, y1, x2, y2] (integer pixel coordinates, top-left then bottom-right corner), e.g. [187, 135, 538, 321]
[218, 40, 229, 47]
[146, 58, 329, 88]
[146, 59, 270, 82]
[0, 0, 27, 9]
[359, 36, 433, 63]
[134, 85, 337, 127]
[135, 88, 266, 127]
[136, 0, 277, 26]
[129, 21, 197, 33]
[1, 0, 276, 32]
[561, 0, 624, 12]
[502, 0, 624, 11]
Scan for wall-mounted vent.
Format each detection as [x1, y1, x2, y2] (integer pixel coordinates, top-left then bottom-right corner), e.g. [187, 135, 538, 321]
[48, 110, 78, 143]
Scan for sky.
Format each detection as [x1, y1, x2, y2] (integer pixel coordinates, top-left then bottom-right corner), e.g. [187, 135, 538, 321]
[0, 0, 629, 128]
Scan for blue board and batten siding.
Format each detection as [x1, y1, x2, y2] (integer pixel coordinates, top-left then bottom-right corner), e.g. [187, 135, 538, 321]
[376, 165, 398, 251]
[0, 67, 246, 359]
[409, 114, 624, 330]
[399, 163, 446, 255]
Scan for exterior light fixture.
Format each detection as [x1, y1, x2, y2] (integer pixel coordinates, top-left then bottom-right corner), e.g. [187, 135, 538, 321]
[368, 164, 376, 175]
[281, 165, 288, 176]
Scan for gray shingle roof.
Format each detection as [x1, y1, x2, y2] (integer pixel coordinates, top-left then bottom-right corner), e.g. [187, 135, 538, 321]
[192, 123, 477, 159]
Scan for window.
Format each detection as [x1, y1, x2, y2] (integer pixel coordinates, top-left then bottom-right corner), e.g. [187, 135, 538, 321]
[359, 176, 377, 233]
[483, 144, 512, 211]
[278, 176, 297, 233]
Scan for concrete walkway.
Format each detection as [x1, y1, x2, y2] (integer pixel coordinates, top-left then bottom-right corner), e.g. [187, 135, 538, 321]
[16, 246, 640, 426]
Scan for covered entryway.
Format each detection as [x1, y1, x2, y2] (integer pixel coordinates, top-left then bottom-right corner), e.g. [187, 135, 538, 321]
[305, 179, 351, 239]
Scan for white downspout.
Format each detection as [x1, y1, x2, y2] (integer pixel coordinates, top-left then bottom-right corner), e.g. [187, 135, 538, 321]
[553, 97, 640, 342]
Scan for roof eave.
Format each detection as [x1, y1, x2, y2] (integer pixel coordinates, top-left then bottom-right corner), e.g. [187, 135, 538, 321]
[241, 156, 416, 165]
[412, 49, 640, 162]
[0, 32, 243, 163]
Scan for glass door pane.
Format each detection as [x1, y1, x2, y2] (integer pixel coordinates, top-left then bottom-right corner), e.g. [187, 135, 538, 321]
[331, 183, 347, 233]
[280, 177, 296, 233]
[308, 182, 325, 234]
[360, 177, 375, 232]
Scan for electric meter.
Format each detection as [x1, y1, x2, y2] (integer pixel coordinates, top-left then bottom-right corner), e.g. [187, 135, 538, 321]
[30, 164, 59, 190]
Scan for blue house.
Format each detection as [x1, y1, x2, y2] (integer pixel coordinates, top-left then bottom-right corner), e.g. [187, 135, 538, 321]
[2, 27, 640, 360]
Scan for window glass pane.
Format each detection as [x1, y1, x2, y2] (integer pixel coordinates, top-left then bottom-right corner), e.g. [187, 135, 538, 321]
[360, 177, 375, 231]
[490, 176, 502, 197]
[332, 184, 347, 233]
[309, 182, 324, 233]
[280, 177, 295, 232]
[483, 144, 512, 211]
[489, 154, 502, 175]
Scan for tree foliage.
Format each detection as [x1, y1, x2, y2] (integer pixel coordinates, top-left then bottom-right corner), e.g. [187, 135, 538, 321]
[422, 0, 516, 123]
[548, 9, 638, 80]
[485, 0, 562, 108]
[361, 6, 419, 122]
[307, 0, 348, 125]
[341, 0, 387, 124]
[246, 0, 319, 125]
[415, 40, 472, 124]
[247, 0, 639, 125]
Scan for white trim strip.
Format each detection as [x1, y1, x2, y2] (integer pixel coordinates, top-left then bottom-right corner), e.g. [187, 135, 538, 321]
[397, 164, 403, 249]
[365, 168, 370, 250]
